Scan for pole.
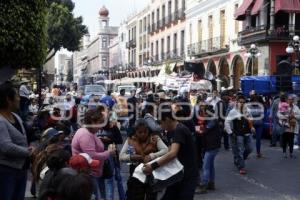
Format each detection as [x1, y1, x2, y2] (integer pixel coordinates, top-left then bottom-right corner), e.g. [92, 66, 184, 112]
[37, 67, 42, 109]
[252, 56, 254, 75]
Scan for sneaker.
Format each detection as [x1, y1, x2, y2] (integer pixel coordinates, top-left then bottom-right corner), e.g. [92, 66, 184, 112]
[207, 182, 215, 190]
[239, 168, 247, 175]
[195, 185, 208, 194]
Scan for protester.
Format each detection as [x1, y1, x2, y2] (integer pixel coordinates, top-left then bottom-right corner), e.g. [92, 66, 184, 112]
[38, 149, 71, 197]
[97, 110, 125, 200]
[278, 95, 300, 158]
[197, 105, 221, 194]
[225, 95, 255, 175]
[127, 89, 139, 136]
[142, 107, 198, 200]
[0, 82, 32, 200]
[248, 93, 264, 158]
[71, 107, 116, 200]
[215, 92, 230, 150]
[120, 119, 168, 200]
[19, 79, 31, 120]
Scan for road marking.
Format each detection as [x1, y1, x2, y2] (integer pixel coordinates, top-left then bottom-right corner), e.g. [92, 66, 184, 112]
[233, 172, 297, 200]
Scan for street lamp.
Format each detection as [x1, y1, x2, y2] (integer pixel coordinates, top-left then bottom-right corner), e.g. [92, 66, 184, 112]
[286, 35, 300, 70]
[245, 44, 261, 75]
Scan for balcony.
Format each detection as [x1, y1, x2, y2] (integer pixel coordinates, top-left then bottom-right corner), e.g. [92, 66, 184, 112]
[126, 40, 136, 49]
[187, 36, 229, 57]
[179, 8, 185, 20]
[151, 23, 156, 33]
[166, 14, 172, 26]
[172, 10, 179, 22]
[160, 18, 166, 29]
[238, 25, 300, 46]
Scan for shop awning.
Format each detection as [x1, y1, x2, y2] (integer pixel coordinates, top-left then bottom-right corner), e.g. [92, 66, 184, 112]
[251, 0, 264, 15]
[275, 0, 300, 13]
[235, 0, 255, 20]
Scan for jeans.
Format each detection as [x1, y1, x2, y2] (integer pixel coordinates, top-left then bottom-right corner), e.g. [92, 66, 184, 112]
[105, 156, 125, 200]
[91, 176, 106, 200]
[254, 124, 263, 154]
[230, 135, 253, 170]
[271, 121, 282, 146]
[222, 130, 230, 149]
[0, 165, 27, 200]
[201, 149, 219, 185]
[282, 132, 295, 154]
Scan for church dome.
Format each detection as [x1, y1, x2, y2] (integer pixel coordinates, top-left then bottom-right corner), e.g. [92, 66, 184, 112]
[99, 6, 109, 17]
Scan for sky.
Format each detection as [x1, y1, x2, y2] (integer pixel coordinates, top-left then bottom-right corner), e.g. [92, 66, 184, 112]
[72, 0, 151, 38]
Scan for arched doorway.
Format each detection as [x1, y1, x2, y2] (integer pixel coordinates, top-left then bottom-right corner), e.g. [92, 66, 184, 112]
[218, 57, 230, 88]
[207, 60, 217, 90]
[231, 55, 245, 90]
[207, 59, 217, 76]
[246, 57, 258, 75]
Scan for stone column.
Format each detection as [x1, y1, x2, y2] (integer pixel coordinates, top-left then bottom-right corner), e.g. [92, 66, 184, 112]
[269, 0, 275, 32]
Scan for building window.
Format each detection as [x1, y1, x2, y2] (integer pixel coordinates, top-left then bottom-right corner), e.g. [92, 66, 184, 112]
[151, 42, 154, 58]
[220, 10, 226, 47]
[235, 4, 239, 34]
[139, 20, 143, 33]
[198, 20, 202, 42]
[167, 36, 171, 55]
[175, 0, 178, 11]
[168, 1, 172, 17]
[143, 35, 146, 49]
[181, 30, 185, 56]
[161, 38, 165, 59]
[102, 56, 107, 68]
[173, 33, 177, 55]
[144, 17, 147, 32]
[102, 37, 107, 48]
[208, 15, 213, 49]
[139, 37, 143, 51]
[156, 40, 159, 61]
[162, 5, 166, 25]
[157, 8, 160, 27]
[189, 23, 192, 45]
[182, 0, 185, 10]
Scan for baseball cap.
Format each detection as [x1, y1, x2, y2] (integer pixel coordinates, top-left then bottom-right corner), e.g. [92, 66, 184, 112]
[41, 128, 63, 139]
[69, 153, 100, 172]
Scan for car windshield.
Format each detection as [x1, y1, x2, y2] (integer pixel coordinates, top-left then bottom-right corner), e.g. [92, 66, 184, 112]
[118, 86, 135, 93]
[85, 85, 105, 94]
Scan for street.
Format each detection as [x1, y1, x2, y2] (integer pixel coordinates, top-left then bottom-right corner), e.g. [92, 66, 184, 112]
[26, 140, 300, 200]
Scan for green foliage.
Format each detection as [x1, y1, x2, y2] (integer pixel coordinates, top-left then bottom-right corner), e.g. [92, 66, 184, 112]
[0, 0, 48, 69]
[45, 1, 88, 62]
[165, 62, 172, 75]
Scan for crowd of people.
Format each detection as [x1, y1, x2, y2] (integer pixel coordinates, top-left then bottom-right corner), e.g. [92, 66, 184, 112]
[0, 80, 300, 200]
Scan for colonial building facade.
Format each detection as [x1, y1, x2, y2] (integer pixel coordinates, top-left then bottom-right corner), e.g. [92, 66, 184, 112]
[236, 0, 300, 78]
[186, 0, 245, 89]
[72, 6, 118, 85]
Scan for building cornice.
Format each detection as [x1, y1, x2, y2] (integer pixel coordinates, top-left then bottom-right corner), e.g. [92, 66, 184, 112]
[186, 0, 231, 19]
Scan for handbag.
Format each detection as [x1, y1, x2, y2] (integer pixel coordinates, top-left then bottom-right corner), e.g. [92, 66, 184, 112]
[102, 159, 113, 179]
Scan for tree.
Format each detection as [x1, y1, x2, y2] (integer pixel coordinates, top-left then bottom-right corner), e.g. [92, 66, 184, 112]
[45, 0, 88, 63]
[0, 0, 48, 69]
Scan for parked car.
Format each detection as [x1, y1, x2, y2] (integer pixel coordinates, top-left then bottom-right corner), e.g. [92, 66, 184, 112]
[80, 85, 106, 105]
